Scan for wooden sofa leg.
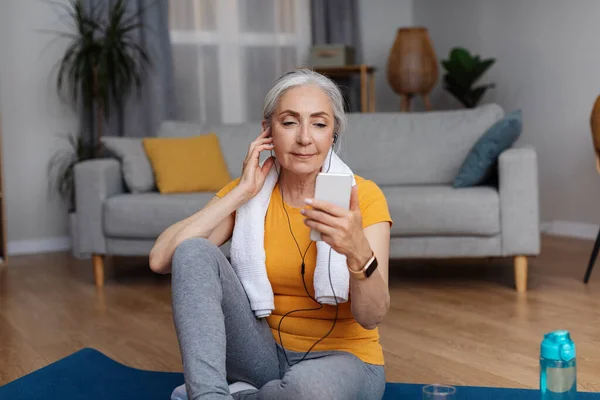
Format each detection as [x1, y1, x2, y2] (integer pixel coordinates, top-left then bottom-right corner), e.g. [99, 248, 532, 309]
[514, 256, 528, 293]
[93, 254, 105, 288]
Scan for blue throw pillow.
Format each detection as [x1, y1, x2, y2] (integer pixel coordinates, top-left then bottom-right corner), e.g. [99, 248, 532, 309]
[453, 109, 522, 188]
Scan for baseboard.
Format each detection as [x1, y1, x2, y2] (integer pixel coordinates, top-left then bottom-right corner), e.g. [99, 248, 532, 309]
[541, 220, 599, 240]
[7, 236, 71, 256]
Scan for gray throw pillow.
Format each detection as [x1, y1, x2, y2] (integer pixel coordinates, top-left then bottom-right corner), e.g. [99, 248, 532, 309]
[101, 137, 155, 193]
[453, 109, 523, 188]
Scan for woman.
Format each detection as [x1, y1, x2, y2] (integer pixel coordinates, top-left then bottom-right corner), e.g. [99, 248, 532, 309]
[150, 68, 392, 400]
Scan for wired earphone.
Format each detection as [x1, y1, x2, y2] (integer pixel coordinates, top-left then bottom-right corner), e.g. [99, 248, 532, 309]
[269, 130, 339, 367]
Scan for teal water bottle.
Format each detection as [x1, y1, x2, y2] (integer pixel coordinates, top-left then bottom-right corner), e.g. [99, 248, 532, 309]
[540, 330, 577, 399]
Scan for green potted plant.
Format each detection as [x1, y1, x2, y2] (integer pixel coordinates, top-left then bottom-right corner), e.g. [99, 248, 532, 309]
[441, 47, 496, 108]
[46, 0, 153, 256]
[52, 0, 152, 150]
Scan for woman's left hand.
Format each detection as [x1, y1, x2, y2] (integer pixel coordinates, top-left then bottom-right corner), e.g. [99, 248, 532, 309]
[302, 186, 373, 268]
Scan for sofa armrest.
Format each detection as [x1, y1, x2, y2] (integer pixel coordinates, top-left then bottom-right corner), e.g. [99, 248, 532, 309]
[74, 158, 125, 255]
[499, 147, 540, 256]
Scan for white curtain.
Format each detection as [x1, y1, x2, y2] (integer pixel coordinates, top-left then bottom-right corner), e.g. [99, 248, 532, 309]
[169, 0, 311, 125]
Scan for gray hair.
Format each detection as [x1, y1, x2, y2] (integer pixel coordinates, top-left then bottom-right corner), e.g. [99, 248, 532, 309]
[263, 68, 347, 135]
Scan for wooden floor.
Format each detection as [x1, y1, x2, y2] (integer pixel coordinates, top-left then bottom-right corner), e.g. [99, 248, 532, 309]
[1, 234, 600, 392]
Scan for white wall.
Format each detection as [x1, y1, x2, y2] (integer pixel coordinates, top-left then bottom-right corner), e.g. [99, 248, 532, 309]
[0, 0, 77, 254]
[358, 0, 414, 112]
[414, 0, 600, 238]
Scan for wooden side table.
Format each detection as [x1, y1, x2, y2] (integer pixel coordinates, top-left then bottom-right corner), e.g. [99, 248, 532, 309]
[311, 65, 376, 112]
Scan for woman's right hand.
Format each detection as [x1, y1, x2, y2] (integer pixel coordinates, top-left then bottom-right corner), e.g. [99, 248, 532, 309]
[238, 127, 276, 200]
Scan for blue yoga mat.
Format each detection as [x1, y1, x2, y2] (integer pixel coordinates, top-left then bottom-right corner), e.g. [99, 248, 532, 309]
[0, 348, 597, 399]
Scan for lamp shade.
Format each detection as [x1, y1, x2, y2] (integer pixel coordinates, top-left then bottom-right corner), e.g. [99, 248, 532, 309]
[387, 27, 438, 96]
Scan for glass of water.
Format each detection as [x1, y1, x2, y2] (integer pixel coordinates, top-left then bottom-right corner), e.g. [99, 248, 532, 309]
[422, 384, 456, 400]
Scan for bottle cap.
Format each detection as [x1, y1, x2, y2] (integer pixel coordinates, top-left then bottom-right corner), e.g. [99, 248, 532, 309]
[541, 330, 576, 362]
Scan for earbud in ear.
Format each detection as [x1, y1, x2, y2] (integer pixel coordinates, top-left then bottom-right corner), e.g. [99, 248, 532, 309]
[333, 133, 338, 144]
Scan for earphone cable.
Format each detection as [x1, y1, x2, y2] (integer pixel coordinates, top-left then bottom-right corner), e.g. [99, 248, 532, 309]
[272, 145, 339, 367]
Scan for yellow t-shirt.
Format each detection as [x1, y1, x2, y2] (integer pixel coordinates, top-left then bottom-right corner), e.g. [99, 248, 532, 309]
[215, 175, 392, 365]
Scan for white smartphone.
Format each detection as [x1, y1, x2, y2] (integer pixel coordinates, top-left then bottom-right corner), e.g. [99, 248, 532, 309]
[310, 173, 353, 242]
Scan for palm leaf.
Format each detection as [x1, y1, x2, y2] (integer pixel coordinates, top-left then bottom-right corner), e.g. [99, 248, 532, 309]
[119, 0, 161, 29]
[47, 0, 155, 144]
[37, 29, 80, 41]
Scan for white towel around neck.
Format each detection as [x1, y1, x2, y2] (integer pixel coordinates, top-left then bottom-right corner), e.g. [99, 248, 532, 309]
[229, 150, 356, 318]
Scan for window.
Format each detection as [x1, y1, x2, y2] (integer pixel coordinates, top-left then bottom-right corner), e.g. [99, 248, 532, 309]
[169, 0, 311, 124]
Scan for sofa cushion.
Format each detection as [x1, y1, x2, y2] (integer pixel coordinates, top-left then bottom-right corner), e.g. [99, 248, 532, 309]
[101, 137, 155, 193]
[142, 134, 232, 193]
[104, 192, 215, 238]
[453, 109, 523, 188]
[381, 185, 500, 236]
[340, 103, 504, 186]
[157, 120, 263, 179]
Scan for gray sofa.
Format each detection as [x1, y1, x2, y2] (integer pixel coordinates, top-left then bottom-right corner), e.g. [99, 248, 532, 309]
[74, 103, 540, 291]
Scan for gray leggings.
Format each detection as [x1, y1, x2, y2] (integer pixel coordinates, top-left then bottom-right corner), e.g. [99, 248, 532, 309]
[171, 237, 386, 400]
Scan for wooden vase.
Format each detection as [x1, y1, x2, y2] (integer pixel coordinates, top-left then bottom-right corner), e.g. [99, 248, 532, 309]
[590, 95, 600, 173]
[387, 27, 438, 112]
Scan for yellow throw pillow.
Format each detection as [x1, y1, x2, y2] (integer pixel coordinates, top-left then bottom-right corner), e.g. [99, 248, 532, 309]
[142, 133, 232, 194]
